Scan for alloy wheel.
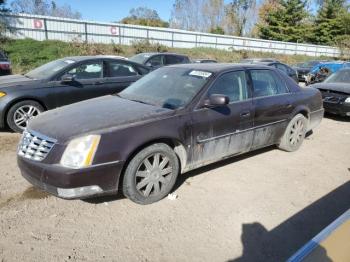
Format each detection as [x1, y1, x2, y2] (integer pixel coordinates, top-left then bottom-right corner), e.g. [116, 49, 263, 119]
[135, 153, 173, 197]
[289, 119, 304, 146]
[13, 105, 41, 130]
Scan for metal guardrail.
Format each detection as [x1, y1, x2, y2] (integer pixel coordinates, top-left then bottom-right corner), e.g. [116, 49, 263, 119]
[2, 13, 340, 57]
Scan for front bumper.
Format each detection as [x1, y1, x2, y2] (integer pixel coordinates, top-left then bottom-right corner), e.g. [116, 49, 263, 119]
[18, 156, 125, 199]
[323, 101, 350, 116]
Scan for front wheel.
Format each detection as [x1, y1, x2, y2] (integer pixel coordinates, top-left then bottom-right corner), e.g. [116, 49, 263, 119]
[122, 143, 179, 205]
[278, 114, 308, 152]
[6, 100, 44, 133]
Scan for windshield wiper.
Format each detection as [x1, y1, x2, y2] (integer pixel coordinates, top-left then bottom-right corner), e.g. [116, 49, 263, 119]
[129, 99, 154, 106]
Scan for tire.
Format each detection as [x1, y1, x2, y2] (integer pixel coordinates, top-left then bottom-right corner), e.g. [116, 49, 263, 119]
[122, 143, 180, 205]
[278, 114, 308, 152]
[6, 100, 44, 133]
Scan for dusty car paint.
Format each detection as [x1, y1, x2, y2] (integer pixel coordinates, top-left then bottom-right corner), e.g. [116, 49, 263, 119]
[17, 64, 324, 199]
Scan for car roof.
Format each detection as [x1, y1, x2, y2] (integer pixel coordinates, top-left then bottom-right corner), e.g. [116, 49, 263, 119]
[60, 55, 127, 62]
[134, 52, 188, 57]
[168, 63, 272, 73]
[241, 58, 279, 63]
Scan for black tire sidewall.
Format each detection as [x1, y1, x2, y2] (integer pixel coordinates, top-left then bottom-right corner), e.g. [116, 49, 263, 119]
[6, 100, 44, 133]
[122, 143, 179, 205]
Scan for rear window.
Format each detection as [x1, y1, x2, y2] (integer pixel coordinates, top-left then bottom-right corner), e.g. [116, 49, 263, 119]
[0, 51, 8, 61]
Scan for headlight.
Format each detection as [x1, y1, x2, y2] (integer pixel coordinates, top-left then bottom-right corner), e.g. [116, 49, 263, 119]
[0, 92, 6, 98]
[60, 135, 100, 169]
[345, 97, 350, 103]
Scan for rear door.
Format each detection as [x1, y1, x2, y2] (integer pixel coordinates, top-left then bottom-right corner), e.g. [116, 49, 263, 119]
[164, 55, 187, 66]
[104, 60, 144, 93]
[190, 70, 254, 167]
[249, 69, 294, 149]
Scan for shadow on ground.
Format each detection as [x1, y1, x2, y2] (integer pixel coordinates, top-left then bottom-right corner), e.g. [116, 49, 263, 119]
[229, 181, 350, 262]
[324, 113, 350, 122]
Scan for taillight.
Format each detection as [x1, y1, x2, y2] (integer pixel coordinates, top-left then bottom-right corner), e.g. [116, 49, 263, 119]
[0, 63, 11, 70]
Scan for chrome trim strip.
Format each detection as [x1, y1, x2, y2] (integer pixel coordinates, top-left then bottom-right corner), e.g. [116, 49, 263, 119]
[310, 108, 325, 115]
[87, 160, 121, 168]
[197, 119, 286, 143]
[26, 129, 57, 143]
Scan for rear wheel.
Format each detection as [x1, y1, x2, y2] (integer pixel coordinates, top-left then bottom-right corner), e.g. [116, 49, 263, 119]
[278, 114, 307, 152]
[6, 100, 44, 133]
[122, 143, 179, 205]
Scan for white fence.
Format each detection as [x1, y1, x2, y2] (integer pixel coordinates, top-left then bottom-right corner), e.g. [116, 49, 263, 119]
[2, 13, 340, 57]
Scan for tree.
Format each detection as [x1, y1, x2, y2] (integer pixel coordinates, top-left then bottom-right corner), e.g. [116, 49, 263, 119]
[202, 0, 225, 31]
[170, 0, 205, 31]
[0, 0, 11, 38]
[121, 7, 169, 28]
[11, 0, 81, 19]
[224, 0, 257, 36]
[209, 26, 225, 34]
[257, 0, 309, 42]
[311, 0, 347, 45]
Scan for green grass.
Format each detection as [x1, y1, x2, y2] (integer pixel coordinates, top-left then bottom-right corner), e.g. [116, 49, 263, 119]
[1, 38, 333, 74]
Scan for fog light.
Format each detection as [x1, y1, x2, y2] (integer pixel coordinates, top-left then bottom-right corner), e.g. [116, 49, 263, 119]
[346, 112, 350, 116]
[57, 185, 102, 198]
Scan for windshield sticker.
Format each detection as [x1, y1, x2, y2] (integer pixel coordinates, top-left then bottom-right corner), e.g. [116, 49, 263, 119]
[189, 70, 212, 78]
[64, 60, 75, 64]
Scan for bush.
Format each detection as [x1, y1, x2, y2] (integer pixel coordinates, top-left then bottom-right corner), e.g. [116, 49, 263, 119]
[131, 39, 168, 54]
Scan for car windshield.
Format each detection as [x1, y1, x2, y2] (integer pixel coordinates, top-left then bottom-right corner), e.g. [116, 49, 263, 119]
[119, 67, 212, 109]
[129, 54, 152, 64]
[25, 59, 75, 79]
[325, 69, 350, 83]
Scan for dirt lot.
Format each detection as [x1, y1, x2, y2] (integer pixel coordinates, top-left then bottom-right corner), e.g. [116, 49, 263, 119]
[0, 115, 349, 262]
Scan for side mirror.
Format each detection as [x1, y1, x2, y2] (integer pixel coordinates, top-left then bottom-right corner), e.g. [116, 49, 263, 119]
[203, 94, 230, 107]
[61, 74, 75, 83]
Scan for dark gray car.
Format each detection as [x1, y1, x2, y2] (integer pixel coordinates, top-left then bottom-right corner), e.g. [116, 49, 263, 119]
[0, 55, 149, 132]
[129, 52, 190, 69]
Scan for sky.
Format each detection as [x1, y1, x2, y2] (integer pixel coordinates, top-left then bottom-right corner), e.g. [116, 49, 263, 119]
[6, 0, 176, 22]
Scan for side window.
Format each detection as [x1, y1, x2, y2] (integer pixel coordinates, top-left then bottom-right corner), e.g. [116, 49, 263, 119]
[147, 55, 163, 67]
[275, 63, 289, 74]
[250, 70, 289, 97]
[136, 66, 150, 75]
[208, 71, 248, 103]
[107, 61, 138, 77]
[165, 55, 184, 65]
[66, 62, 102, 80]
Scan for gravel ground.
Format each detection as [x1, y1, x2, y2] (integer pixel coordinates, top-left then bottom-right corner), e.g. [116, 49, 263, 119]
[0, 115, 349, 262]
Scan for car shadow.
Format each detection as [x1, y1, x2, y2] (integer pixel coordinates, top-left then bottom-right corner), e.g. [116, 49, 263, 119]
[172, 145, 276, 192]
[228, 181, 350, 262]
[85, 146, 276, 204]
[324, 113, 350, 122]
[83, 190, 126, 204]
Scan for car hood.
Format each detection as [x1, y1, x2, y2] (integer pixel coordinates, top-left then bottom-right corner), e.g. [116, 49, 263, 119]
[0, 74, 40, 89]
[28, 95, 174, 142]
[312, 83, 350, 94]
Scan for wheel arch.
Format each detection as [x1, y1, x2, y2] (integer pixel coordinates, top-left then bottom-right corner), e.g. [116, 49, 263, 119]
[118, 137, 188, 189]
[3, 97, 47, 128]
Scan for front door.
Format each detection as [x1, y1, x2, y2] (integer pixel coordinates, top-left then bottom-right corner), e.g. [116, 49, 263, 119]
[51, 60, 105, 107]
[189, 70, 254, 168]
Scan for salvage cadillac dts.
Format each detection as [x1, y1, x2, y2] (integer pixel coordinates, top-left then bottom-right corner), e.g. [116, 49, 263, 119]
[17, 64, 324, 204]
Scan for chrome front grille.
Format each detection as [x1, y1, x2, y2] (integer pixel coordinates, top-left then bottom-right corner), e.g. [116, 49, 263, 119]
[18, 130, 56, 161]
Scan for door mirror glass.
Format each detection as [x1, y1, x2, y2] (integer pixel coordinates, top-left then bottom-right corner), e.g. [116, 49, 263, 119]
[61, 74, 75, 83]
[204, 94, 230, 107]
